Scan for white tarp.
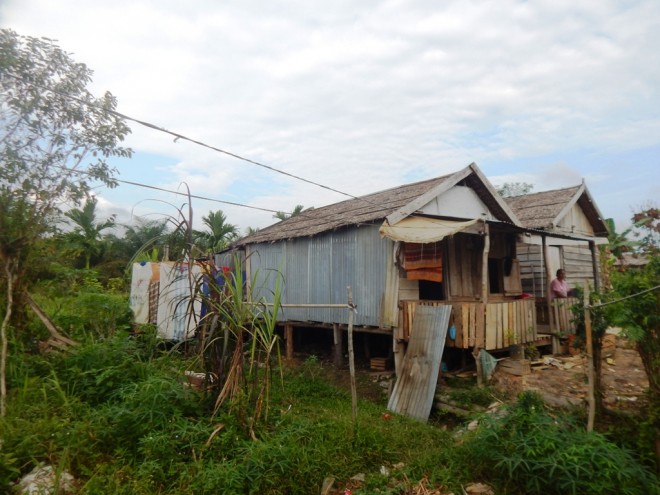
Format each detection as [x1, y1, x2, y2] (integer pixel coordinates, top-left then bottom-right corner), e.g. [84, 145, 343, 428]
[129, 262, 158, 324]
[157, 262, 203, 340]
[379, 217, 479, 243]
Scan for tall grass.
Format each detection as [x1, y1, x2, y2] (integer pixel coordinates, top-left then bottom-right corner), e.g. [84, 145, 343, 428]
[196, 257, 283, 440]
[0, 328, 458, 494]
[2, 319, 658, 493]
[460, 391, 659, 495]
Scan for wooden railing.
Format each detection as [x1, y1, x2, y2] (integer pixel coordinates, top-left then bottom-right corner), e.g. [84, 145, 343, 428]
[550, 297, 578, 335]
[401, 298, 537, 350]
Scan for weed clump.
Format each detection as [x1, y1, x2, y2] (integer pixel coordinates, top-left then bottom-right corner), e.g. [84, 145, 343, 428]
[460, 391, 659, 495]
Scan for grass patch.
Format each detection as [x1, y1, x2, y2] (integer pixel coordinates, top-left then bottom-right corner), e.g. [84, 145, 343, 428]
[1, 332, 657, 494]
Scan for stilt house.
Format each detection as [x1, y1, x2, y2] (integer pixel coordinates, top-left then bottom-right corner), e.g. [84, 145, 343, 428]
[222, 163, 546, 368]
[505, 182, 609, 339]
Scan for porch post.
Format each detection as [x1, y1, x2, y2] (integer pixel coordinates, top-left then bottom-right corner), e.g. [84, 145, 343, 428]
[589, 240, 600, 292]
[542, 235, 558, 354]
[474, 222, 489, 386]
[480, 222, 490, 304]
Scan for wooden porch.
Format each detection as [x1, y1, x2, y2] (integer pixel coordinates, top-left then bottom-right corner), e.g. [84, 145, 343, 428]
[536, 297, 579, 335]
[401, 298, 537, 351]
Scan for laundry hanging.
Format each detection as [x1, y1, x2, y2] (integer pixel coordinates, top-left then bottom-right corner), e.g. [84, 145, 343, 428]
[379, 216, 479, 243]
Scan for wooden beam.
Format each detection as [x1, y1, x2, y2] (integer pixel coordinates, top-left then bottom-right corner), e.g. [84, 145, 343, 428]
[584, 283, 595, 432]
[347, 287, 358, 430]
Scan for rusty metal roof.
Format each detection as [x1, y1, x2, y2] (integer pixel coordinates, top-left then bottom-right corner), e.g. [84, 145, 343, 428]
[505, 183, 609, 236]
[234, 163, 520, 246]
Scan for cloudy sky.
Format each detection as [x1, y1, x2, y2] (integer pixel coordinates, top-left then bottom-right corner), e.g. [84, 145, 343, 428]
[2, 0, 659, 233]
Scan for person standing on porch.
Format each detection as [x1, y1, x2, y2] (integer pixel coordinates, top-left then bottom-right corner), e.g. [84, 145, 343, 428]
[550, 268, 570, 299]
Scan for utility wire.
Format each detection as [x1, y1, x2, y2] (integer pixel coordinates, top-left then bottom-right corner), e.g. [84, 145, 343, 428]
[109, 109, 364, 202]
[589, 284, 660, 310]
[4, 72, 366, 203]
[59, 165, 282, 214]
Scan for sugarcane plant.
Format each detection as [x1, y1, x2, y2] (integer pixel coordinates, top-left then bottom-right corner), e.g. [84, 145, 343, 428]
[196, 257, 283, 440]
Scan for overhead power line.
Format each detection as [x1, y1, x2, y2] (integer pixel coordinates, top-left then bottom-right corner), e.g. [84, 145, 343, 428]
[4, 72, 365, 203]
[590, 284, 660, 309]
[109, 109, 364, 202]
[60, 165, 282, 215]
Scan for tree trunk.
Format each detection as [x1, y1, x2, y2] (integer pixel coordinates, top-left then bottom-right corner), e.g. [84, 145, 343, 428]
[1, 261, 15, 417]
[25, 293, 77, 348]
[636, 333, 660, 473]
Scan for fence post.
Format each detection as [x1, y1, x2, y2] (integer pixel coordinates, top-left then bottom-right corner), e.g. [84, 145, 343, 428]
[584, 283, 595, 432]
[347, 287, 358, 431]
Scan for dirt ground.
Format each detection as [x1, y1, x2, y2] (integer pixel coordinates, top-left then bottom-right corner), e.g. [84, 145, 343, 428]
[294, 330, 650, 415]
[492, 332, 649, 412]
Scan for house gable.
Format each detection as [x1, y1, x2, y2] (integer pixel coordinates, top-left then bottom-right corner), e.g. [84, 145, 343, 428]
[505, 182, 608, 239]
[386, 162, 521, 226]
[418, 184, 494, 220]
[233, 162, 521, 247]
[555, 202, 595, 237]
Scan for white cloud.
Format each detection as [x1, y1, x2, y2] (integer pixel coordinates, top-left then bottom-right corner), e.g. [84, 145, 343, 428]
[2, 0, 658, 232]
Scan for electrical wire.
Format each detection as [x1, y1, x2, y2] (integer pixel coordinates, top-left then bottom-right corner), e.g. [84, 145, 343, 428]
[589, 284, 660, 309]
[59, 165, 282, 214]
[3, 72, 367, 203]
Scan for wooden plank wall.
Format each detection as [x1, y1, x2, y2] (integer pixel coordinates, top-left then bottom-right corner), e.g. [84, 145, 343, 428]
[518, 242, 600, 299]
[447, 235, 482, 299]
[551, 297, 578, 335]
[517, 244, 545, 298]
[402, 299, 536, 350]
[563, 245, 598, 289]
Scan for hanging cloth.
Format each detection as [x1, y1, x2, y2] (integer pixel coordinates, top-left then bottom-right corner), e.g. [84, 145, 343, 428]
[379, 217, 479, 243]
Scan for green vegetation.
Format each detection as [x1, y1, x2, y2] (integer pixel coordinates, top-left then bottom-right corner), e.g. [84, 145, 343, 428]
[461, 391, 659, 495]
[1, 28, 658, 494]
[2, 324, 658, 494]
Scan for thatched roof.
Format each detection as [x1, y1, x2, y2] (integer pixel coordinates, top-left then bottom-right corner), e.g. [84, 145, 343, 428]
[234, 163, 519, 246]
[505, 183, 609, 236]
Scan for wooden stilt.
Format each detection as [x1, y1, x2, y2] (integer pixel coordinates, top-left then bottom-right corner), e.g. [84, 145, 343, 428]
[285, 324, 293, 360]
[347, 287, 358, 431]
[333, 323, 343, 367]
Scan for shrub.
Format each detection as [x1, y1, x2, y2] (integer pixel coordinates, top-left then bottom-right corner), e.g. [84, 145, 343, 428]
[462, 391, 659, 494]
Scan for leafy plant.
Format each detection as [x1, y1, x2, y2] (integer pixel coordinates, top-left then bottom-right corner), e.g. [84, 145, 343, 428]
[0, 28, 131, 416]
[462, 391, 659, 494]
[568, 286, 610, 413]
[200, 258, 284, 439]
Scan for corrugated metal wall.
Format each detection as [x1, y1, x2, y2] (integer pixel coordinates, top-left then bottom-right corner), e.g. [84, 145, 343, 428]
[244, 224, 395, 327]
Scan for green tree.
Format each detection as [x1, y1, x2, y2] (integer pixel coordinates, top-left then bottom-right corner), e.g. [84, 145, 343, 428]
[108, 217, 171, 262]
[273, 204, 305, 221]
[495, 182, 534, 198]
[0, 29, 131, 415]
[607, 207, 660, 470]
[609, 257, 660, 470]
[194, 210, 238, 253]
[631, 206, 660, 256]
[604, 218, 639, 260]
[62, 197, 116, 269]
